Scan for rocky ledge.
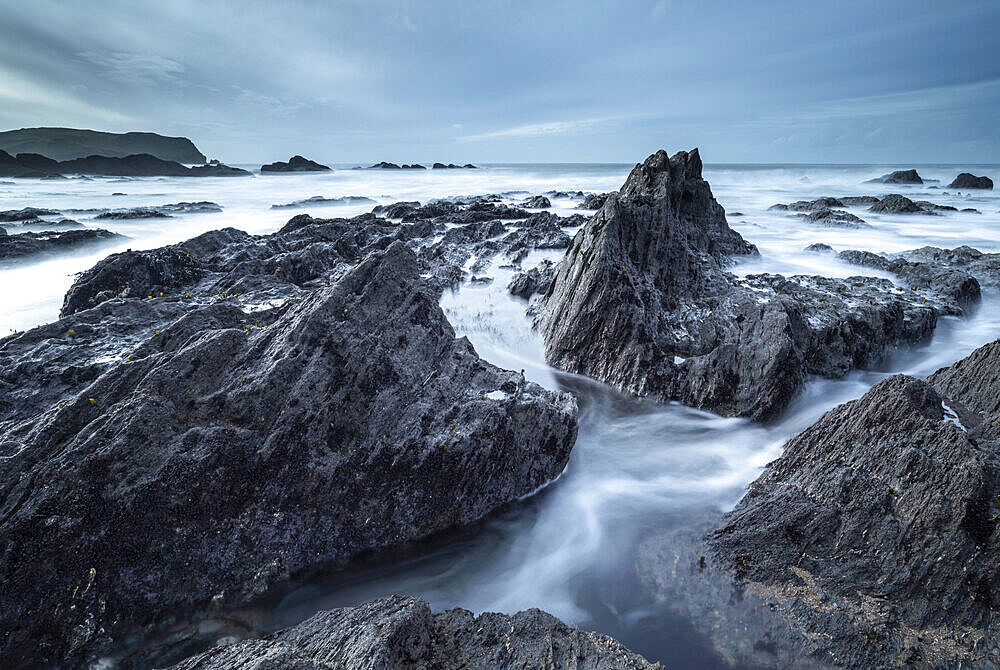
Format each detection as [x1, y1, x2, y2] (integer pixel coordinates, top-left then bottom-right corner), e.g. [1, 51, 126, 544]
[0, 224, 578, 666]
[535, 149, 980, 420]
[0, 228, 126, 261]
[705, 338, 1000, 668]
[260, 155, 331, 172]
[165, 595, 660, 670]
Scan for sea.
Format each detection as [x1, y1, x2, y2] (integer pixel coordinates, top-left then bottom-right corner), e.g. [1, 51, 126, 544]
[2, 161, 999, 667]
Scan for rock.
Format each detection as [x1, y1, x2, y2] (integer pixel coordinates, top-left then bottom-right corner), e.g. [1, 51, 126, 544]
[521, 195, 552, 209]
[431, 163, 467, 169]
[868, 193, 932, 214]
[798, 209, 869, 227]
[839, 195, 881, 205]
[463, 163, 477, 168]
[915, 200, 957, 212]
[0, 228, 125, 261]
[5, 218, 86, 233]
[786, 197, 846, 211]
[0, 239, 578, 666]
[57, 153, 250, 177]
[373, 201, 421, 218]
[0, 206, 60, 221]
[509, 262, 555, 298]
[841, 245, 1000, 289]
[165, 595, 660, 670]
[804, 243, 834, 253]
[95, 207, 172, 220]
[0, 127, 206, 162]
[837, 249, 981, 307]
[260, 155, 331, 172]
[368, 162, 401, 169]
[866, 168, 922, 184]
[537, 149, 977, 420]
[708, 338, 1000, 668]
[948, 173, 993, 189]
[271, 195, 376, 209]
[577, 192, 613, 209]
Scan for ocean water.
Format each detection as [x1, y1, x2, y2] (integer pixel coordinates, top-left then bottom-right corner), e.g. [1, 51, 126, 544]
[2, 162, 999, 667]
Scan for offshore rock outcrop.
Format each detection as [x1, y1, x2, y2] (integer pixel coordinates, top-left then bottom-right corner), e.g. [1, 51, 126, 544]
[0, 228, 125, 261]
[0, 236, 578, 667]
[866, 168, 923, 184]
[0, 150, 249, 177]
[0, 127, 206, 162]
[949, 173, 993, 189]
[166, 595, 660, 670]
[839, 245, 1000, 290]
[260, 155, 331, 172]
[707, 338, 1000, 668]
[537, 149, 975, 420]
[271, 195, 375, 209]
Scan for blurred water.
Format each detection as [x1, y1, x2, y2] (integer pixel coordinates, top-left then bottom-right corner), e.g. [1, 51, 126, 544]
[2, 162, 999, 667]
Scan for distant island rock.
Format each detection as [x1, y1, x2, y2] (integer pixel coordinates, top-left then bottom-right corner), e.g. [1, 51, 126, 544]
[948, 172, 993, 189]
[0, 150, 249, 178]
[865, 168, 923, 184]
[365, 162, 475, 169]
[0, 228, 126, 261]
[260, 155, 331, 172]
[0, 127, 206, 163]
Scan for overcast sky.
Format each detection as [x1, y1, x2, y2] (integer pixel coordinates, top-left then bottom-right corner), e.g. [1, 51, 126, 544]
[1, 0, 998, 164]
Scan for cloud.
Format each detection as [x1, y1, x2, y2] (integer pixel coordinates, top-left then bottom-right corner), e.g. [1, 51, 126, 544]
[78, 51, 186, 86]
[459, 117, 616, 142]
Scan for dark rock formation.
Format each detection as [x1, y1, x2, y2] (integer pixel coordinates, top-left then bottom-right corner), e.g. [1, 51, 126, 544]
[0, 152, 251, 178]
[866, 169, 922, 184]
[841, 245, 1000, 289]
[537, 149, 978, 420]
[260, 155, 331, 172]
[166, 596, 659, 670]
[805, 243, 834, 253]
[869, 194, 933, 214]
[95, 207, 171, 220]
[798, 209, 869, 227]
[402, 163, 426, 169]
[463, 163, 477, 168]
[0, 228, 125, 261]
[0, 206, 60, 221]
[0, 127, 206, 162]
[708, 338, 1000, 668]
[0, 236, 578, 667]
[840, 195, 880, 206]
[369, 162, 401, 169]
[509, 261, 555, 299]
[271, 195, 376, 209]
[948, 173, 993, 189]
[521, 195, 552, 209]
[373, 201, 420, 218]
[577, 192, 613, 209]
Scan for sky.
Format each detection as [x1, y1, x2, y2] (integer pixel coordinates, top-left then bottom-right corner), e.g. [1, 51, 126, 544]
[1, 0, 998, 164]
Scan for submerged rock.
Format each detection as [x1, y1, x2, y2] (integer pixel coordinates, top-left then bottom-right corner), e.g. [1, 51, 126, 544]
[0, 240, 578, 666]
[866, 168, 922, 184]
[95, 207, 171, 220]
[948, 173, 993, 189]
[537, 149, 978, 420]
[0, 228, 125, 261]
[708, 338, 1000, 668]
[271, 195, 376, 209]
[166, 595, 660, 670]
[798, 208, 869, 227]
[260, 155, 331, 172]
[0, 206, 60, 221]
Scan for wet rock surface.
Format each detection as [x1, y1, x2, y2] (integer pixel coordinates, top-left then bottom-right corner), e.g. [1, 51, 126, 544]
[260, 155, 331, 172]
[0, 228, 126, 261]
[577, 192, 613, 209]
[521, 195, 552, 208]
[839, 244, 1000, 289]
[705, 338, 1000, 668]
[0, 233, 578, 667]
[949, 173, 993, 190]
[869, 193, 934, 214]
[509, 261, 556, 299]
[537, 149, 973, 420]
[166, 595, 660, 670]
[798, 208, 869, 227]
[866, 168, 923, 184]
